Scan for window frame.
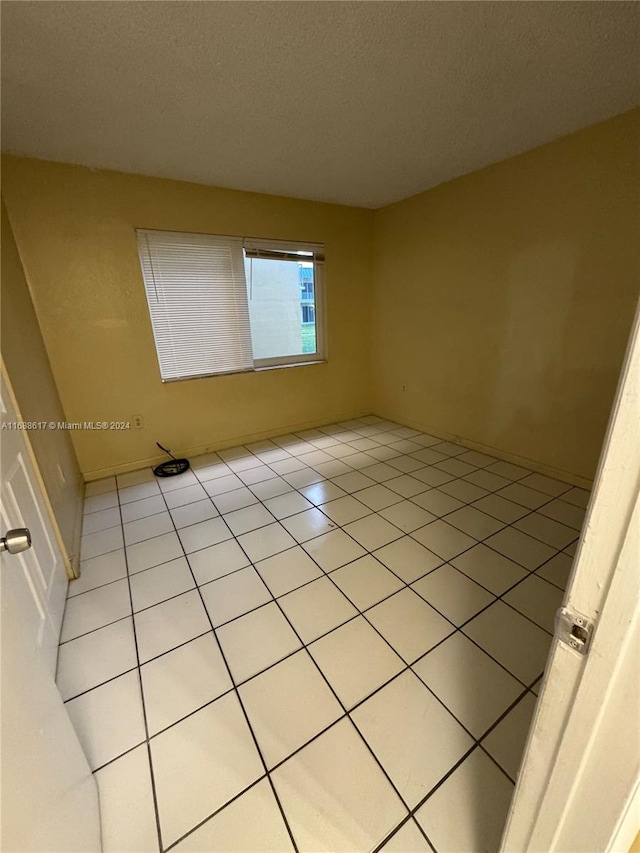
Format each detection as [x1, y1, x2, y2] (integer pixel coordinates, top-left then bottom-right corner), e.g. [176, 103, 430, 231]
[137, 229, 327, 382]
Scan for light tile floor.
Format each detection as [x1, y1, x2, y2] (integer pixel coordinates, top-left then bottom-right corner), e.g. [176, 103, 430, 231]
[57, 416, 589, 852]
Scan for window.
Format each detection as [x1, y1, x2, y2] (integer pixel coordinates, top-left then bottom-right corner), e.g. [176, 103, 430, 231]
[137, 230, 325, 381]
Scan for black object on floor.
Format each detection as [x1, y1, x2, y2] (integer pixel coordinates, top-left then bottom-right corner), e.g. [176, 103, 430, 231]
[153, 442, 190, 477]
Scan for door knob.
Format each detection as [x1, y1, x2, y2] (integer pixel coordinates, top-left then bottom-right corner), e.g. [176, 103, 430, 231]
[0, 528, 32, 554]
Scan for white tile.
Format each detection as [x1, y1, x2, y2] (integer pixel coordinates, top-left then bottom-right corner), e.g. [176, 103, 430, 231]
[503, 575, 564, 633]
[342, 451, 379, 470]
[343, 515, 403, 550]
[313, 459, 354, 478]
[451, 544, 528, 595]
[190, 451, 223, 469]
[270, 456, 307, 475]
[497, 482, 549, 510]
[250, 477, 294, 500]
[299, 480, 347, 505]
[141, 633, 232, 735]
[281, 508, 337, 543]
[151, 693, 264, 848]
[374, 535, 443, 583]
[387, 455, 426, 473]
[69, 549, 126, 597]
[237, 522, 296, 563]
[309, 616, 404, 709]
[211, 486, 258, 514]
[538, 498, 586, 530]
[411, 488, 464, 517]
[381, 820, 430, 852]
[163, 483, 208, 509]
[187, 538, 250, 586]
[385, 474, 429, 498]
[302, 529, 366, 571]
[255, 546, 323, 597]
[82, 507, 121, 535]
[203, 473, 245, 496]
[264, 491, 313, 519]
[80, 526, 124, 560]
[472, 493, 529, 523]
[330, 555, 404, 610]
[84, 491, 119, 514]
[84, 477, 116, 498]
[283, 468, 325, 488]
[348, 437, 380, 452]
[379, 500, 436, 532]
[201, 567, 272, 627]
[415, 748, 513, 853]
[561, 486, 590, 508]
[130, 557, 195, 612]
[60, 579, 131, 641]
[66, 671, 145, 770]
[272, 718, 406, 852]
[238, 465, 278, 486]
[431, 442, 466, 457]
[360, 462, 401, 483]
[485, 461, 531, 481]
[353, 671, 473, 808]
[411, 447, 448, 465]
[117, 468, 155, 489]
[413, 633, 523, 737]
[178, 517, 232, 554]
[216, 603, 301, 684]
[119, 481, 161, 504]
[439, 479, 489, 503]
[331, 470, 377, 493]
[173, 778, 294, 852]
[127, 531, 183, 574]
[463, 602, 552, 684]
[367, 590, 454, 663]
[445, 506, 505, 540]
[456, 450, 497, 468]
[514, 512, 578, 550]
[411, 466, 455, 488]
[239, 650, 343, 767]
[223, 504, 275, 536]
[356, 484, 404, 511]
[319, 495, 371, 525]
[463, 468, 511, 492]
[482, 694, 538, 780]
[519, 472, 571, 497]
[96, 745, 159, 853]
[170, 498, 218, 529]
[535, 551, 573, 590]
[434, 457, 477, 478]
[157, 470, 199, 492]
[194, 462, 232, 481]
[412, 565, 494, 626]
[57, 617, 137, 700]
[121, 495, 167, 523]
[484, 527, 555, 570]
[135, 590, 211, 663]
[412, 520, 476, 561]
[124, 512, 174, 546]
[278, 577, 357, 643]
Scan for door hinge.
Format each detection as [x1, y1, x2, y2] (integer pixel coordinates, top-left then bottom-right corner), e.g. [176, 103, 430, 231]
[556, 606, 594, 655]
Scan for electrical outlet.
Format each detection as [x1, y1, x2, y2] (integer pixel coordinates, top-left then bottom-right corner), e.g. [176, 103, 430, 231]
[132, 414, 144, 429]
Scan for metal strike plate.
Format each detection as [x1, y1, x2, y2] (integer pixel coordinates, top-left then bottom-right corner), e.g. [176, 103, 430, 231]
[556, 606, 594, 655]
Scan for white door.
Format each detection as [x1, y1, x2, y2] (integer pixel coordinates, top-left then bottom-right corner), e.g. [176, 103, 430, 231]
[501, 300, 640, 852]
[1, 368, 101, 852]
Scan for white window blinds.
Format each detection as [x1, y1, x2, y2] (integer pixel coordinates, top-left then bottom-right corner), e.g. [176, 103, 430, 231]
[137, 230, 253, 380]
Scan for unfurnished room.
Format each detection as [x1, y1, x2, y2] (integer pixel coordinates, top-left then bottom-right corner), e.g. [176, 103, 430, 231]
[0, 2, 639, 852]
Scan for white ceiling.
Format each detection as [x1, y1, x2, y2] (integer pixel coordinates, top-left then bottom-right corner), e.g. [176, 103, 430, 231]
[1, 2, 638, 209]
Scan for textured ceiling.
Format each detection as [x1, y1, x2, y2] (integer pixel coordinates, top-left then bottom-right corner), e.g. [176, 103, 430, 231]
[1, 1, 639, 209]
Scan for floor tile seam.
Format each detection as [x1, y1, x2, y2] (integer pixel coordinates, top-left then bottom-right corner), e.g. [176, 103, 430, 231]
[153, 482, 302, 853]
[114, 478, 167, 853]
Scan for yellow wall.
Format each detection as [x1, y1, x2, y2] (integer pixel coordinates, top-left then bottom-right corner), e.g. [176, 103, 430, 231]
[1, 200, 84, 566]
[372, 109, 640, 481]
[1, 160, 374, 479]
